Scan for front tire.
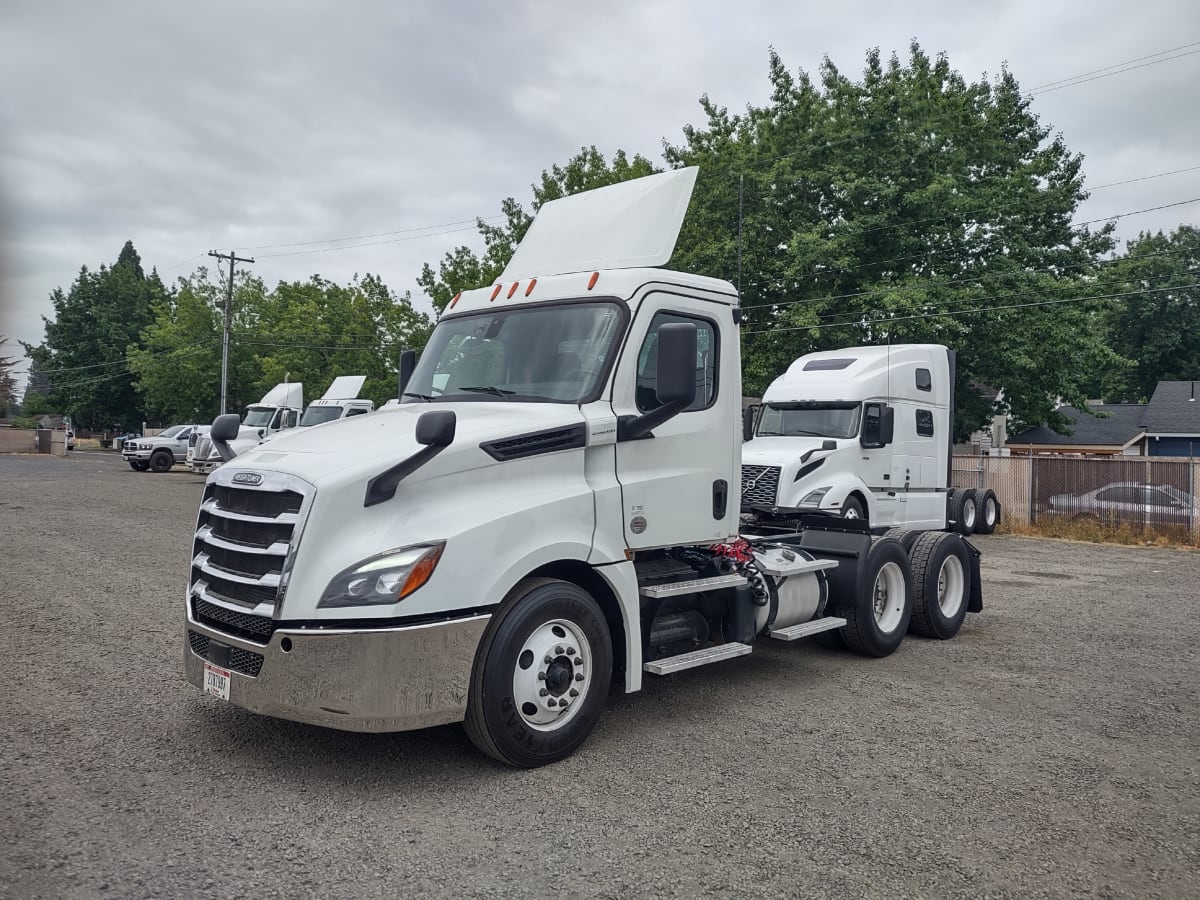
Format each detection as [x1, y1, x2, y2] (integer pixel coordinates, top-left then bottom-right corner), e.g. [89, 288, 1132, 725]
[841, 495, 866, 521]
[839, 538, 913, 658]
[128, 460, 150, 472]
[908, 532, 971, 639]
[465, 578, 613, 768]
[149, 450, 173, 473]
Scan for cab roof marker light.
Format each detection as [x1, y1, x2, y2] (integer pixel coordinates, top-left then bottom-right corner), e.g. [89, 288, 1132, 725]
[489, 284, 503, 301]
[449, 292, 462, 309]
[525, 278, 537, 297]
[507, 281, 519, 299]
[587, 271, 599, 290]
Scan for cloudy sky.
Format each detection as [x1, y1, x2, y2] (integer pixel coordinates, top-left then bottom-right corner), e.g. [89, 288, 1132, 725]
[1, 0, 1198, 389]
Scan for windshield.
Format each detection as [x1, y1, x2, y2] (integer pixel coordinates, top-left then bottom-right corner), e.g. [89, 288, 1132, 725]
[159, 425, 186, 438]
[757, 402, 862, 439]
[243, 406, 276, 427]
[300, 405, 342, 427]
[405, 301, 625, 403]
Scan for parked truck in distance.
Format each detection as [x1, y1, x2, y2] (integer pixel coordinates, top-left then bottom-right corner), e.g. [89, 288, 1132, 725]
[188, 382, 305, 475]
[184, 168, 984, 768]
[123, 424, 209, 473]
[741, 344, 1000, 537]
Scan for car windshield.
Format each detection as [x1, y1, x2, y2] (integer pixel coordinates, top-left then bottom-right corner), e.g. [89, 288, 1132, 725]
[159, 425, 186, 438]
[756, 402, 862, 439]
[300, 405, 342, 427]
[243, 406, 275, 427]
[404, 301, 625, 404]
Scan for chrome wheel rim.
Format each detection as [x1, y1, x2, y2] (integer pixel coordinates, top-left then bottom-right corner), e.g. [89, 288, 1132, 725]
[872, 561, 906, 633]
[512, 619, 592, 731]
[937, 555, 965, 617]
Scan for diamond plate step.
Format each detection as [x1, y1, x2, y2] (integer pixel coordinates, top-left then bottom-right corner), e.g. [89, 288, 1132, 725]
[639, 573, 747, 599]
[769, 616, 847, 642]
[643, 642, 753, 675]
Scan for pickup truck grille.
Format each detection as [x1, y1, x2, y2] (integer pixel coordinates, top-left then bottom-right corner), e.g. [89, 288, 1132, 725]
[741, 464, 781, 507]
[190, 473, 312, 616]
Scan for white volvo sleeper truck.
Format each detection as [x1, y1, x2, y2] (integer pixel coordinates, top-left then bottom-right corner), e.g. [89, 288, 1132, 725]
[185, 168, 983, 768]
[741, 345, 1000, 537]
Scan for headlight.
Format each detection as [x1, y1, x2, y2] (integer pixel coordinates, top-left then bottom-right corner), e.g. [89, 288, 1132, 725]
[317, 543, 445, 608]
[799, 486, 832, 507]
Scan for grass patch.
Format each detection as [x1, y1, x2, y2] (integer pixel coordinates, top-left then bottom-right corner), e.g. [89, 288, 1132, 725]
[999, 519, 1199, 549]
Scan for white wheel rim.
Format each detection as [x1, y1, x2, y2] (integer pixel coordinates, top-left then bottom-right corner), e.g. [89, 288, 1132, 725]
[985, 498, 997, 527]
[937, 554, 965, 617]
[963, 501, 976, 529]
[872, 561, 906, 634]
[844, 504, 860, 520]
[512, 618, 592, 732]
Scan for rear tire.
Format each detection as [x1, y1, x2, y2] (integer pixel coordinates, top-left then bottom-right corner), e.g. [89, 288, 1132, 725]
[908, 532, 971, 639]
[149, 450, 173, 473]
[882, 527, 920, 553]
[464, 577, 613, 768]
[974, 490, 1000, 535]
[952, 489, 977, 535]
[839, 538, 913, 658]
[129, 460, 150, 472]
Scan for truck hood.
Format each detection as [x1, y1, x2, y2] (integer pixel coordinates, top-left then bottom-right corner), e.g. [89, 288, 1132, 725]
[741, 436, 848, 467]
[227, 401, 586, 491]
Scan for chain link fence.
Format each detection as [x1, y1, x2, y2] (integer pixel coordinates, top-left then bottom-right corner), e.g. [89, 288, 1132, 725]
[953, 455, 1199, 540]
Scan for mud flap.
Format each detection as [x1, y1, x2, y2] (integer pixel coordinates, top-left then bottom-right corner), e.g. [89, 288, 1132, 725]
[964, 538, 983, 612]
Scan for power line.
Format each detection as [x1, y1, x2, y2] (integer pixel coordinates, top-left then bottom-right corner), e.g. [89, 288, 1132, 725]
[1029, 48, 1200, 96]
[237, 216, 507, 251]
[254, 222, 484, 259]
[27, 342, 219, 375]
[1089, 165, 1200, 191]
[41, 346, 216, 391]
[1027, 41, 1200, 91]
[742, 282, 1200, 336]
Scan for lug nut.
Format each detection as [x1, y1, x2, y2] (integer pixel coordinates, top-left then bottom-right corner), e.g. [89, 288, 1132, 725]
[575, 673, 584, 681]
[546, 698, 556, 707]
[539, 688, 548, 697]
[566, 648, 575, 656]
[544, 655, 553, 664]
[569, 689, 579, 697]
[537, 672, 546, 681]
[559, 699, 569, 709]
[555, 646, 564, 655]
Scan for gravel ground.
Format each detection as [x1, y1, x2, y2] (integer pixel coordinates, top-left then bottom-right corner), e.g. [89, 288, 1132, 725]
[2, 452, 1199, 899]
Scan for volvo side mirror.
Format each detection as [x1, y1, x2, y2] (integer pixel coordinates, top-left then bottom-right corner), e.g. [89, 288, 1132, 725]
[398, 349, 416, 397]
[742, 406, 756, 442]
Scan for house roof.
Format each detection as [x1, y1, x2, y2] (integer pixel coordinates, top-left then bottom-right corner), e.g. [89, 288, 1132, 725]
[1142, 381, 1200, 435]
[1009, 404, 1146, 447]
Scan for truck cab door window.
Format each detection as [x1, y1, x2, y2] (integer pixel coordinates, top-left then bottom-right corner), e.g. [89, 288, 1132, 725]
[635, 312, 716, 413]
[861, 403, 884, 447]
[284, 410, 298, 428]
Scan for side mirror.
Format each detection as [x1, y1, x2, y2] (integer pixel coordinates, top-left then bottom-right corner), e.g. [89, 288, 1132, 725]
[654, 323, 698, 407]
[742, 406, 756, 442]
[618, 323, 698, 441]
[821, 439, 837, 451]
[860, 403, 894, 449]
[398, 349, 416, 397]
[257, 428, 265, 438]
[210, 413, 241, 462]
[881, 407, 895, 445]
[415, 409, 456, 447]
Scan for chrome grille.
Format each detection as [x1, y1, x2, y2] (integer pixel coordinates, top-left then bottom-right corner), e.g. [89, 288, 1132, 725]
[741, 464, 781, 507]
[190, 471, 312, 623]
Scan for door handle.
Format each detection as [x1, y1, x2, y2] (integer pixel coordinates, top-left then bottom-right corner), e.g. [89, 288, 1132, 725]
[712, 479, 728, 519]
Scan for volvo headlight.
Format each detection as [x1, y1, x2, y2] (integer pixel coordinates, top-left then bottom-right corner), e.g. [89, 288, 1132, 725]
[317, 543, 445, 608]
[799, 486, 832, 507]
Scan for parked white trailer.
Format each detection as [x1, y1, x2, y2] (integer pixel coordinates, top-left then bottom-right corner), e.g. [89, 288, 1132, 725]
[184, 168, 984, 767]
[741, 344, 1001, 535]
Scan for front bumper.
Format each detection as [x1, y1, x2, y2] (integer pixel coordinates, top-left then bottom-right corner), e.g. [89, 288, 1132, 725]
[123, 447, 153, 461]
[184, 611, 491, 732]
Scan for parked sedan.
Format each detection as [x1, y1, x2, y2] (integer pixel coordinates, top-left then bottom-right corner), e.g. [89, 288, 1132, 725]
[1046, 481, 1197, 528]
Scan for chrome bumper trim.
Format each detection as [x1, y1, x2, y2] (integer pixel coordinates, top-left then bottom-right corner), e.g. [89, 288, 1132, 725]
[184, 612, 491, 732]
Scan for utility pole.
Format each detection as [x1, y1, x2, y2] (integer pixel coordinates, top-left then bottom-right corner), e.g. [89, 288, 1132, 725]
[208, 250, 255, 415]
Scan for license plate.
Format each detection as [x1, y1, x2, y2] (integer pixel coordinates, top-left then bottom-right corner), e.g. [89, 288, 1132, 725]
[203, 662, 231, 701]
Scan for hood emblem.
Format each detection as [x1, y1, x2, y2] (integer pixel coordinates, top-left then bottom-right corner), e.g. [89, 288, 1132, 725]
[232, 472, 263, 486]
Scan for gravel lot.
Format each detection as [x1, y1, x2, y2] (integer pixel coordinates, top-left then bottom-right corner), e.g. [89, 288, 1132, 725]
[2, 452, 1199, 899]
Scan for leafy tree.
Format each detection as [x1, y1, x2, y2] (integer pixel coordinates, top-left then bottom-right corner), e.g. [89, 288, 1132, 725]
[1091, 226, 1200, 402]
[664, 43, 1119, 439]
[23, 241, 167, 429]
[19, 391, 51, 417]
[0, 335, 18, 417]
[418, 146, 658, 312]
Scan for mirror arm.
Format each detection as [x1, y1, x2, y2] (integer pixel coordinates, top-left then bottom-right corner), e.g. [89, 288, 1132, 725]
[616, 399, 688, 442]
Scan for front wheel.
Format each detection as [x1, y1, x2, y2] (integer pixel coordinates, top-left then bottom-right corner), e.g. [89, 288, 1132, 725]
[839, 538, 913, 658]
[465, 578, 613, 768]
[149, 450, 173, 473]
[129, 460, 150, 472]
[841, 495, 866, 521]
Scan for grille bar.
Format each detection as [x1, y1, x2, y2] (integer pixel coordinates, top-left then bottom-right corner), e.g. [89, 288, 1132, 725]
[196, 525, 289, 556]
[741, 464, 781, 507]
[200, 497, 299, 526]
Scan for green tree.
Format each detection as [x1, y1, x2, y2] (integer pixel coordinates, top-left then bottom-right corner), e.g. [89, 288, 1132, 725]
[418, 146, 658, 312]
[24, 241, 167, 429]
[1091, 226, 1200, 402]
[127, 268, 265, 423]
[0, 335, 18, 417]
[665, 44, 1119, 438]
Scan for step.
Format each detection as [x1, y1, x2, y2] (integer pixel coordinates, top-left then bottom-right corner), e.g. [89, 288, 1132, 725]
[769, 616, 847, 642]
[639, 573, 747, 599]
[753, 554, 840, 578]
[643, 642, 753, 675]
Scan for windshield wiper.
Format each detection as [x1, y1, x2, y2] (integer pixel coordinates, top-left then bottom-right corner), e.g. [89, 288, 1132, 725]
[457, 386, 514, 401]
[402, 391, 435, 402]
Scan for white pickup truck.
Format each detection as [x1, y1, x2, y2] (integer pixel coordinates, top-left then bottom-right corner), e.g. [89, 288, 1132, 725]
[123, 424, 208, 473]
[184, 168, 984, 768]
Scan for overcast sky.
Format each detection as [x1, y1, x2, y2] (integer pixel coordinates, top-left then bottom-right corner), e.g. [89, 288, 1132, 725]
[2, 0, 1198, 389]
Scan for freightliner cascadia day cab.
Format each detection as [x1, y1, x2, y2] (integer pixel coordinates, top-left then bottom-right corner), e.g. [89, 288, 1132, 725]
[185, 168, 984, 767]
[741, 345, 1001, 535]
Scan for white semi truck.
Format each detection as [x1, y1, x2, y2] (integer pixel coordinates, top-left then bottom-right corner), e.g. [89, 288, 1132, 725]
[184, 168, 984, 768]
[741, 345, 1000, 536]
[188, 378, 373, 475]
